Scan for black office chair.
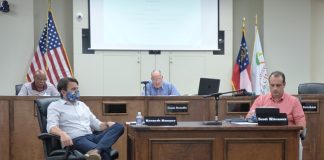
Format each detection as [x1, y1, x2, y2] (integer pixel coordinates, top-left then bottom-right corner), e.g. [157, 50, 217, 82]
[15, 84, 23, 95]
[298, 83, 324, 94]
[35, 98, 119, 160]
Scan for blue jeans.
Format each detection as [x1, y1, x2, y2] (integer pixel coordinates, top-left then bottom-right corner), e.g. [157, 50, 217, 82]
[72, 123, 124, 160]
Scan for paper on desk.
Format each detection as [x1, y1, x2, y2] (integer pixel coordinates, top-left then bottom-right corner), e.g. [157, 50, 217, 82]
[231, 122, 258, 125]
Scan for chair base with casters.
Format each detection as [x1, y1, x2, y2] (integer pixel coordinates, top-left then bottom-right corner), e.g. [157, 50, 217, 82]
[35, 98, 119, 160]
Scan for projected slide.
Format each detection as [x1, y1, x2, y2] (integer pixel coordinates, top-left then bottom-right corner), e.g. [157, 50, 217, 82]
[90, 0, 219, 50]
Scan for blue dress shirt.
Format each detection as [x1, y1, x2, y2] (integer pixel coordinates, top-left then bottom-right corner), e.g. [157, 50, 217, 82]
[141, 81, 180, 96]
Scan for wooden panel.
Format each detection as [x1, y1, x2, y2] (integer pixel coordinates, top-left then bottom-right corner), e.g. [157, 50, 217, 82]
[319, 98, 324, 160]
[83, 98, 145, 160]
[225, 138, 286, 160]
[218, 96, 255, 120]
[0, 100, 10, 160]
[147, 99, 214, 121]
[12, 100, 44, 160]
[127, 122, 301, 160]
[149, 139, 214, 160]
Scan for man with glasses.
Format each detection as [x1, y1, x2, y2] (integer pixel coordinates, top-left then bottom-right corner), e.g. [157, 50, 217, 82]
[18, 69, 59, 96]
[141, 70, 180, 96]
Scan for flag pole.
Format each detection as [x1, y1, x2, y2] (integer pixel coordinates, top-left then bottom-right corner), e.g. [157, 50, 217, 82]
[44, 0, 52, 72]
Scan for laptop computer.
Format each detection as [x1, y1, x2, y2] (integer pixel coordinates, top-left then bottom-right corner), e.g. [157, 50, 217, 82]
[255, 107, 288, 125]
[255, 107, 280, 117]
[198, 78, 220, 95]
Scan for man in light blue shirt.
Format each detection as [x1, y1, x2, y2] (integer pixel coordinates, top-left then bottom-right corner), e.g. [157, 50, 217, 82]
[141, 70, 180, 96]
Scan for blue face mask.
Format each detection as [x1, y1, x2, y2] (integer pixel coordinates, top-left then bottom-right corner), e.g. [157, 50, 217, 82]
[66, 90, 80, 102]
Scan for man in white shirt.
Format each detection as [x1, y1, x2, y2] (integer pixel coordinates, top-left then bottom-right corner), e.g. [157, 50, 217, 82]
[18, 69, 59, 96]
[47, 77, 124, 160]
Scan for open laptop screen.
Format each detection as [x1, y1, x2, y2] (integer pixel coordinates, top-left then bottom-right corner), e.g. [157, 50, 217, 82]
[198, 78, 220, 95]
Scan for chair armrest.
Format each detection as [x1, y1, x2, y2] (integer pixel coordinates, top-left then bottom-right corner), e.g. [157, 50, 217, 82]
[300, 128, 307, 141]
[38, 133, 60, 141]
[300, 134, 305, 140]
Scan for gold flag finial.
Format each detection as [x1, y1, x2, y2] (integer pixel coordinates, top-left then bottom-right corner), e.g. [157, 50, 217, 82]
[243, 17, 246, 28]
[48, 0, 52, 10]
[242, 17, 246, 34]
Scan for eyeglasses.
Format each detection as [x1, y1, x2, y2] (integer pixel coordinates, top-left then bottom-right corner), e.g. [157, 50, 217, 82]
[151, 77, 162, 82]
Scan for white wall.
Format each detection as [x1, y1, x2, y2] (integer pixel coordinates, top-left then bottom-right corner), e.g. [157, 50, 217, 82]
[0, 0, 34, 95]
[264, 0, 311, 93]
[311, 0, 324, 82]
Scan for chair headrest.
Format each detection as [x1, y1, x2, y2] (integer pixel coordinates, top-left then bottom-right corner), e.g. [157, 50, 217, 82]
[298, 83, 324, 94]
[15, 84, 23, 95]
[35, 98, 60, 116]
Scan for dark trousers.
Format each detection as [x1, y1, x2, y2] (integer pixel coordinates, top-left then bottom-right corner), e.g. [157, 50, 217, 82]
[72, 123, 124, 160]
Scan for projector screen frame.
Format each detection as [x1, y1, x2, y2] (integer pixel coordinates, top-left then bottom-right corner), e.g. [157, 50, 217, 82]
[86, 0, 223, 54]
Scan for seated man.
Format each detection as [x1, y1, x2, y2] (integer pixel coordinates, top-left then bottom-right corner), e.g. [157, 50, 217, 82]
[18, 69, 59, 96]
[141, 70, 180, 96]
[246, 71, 306, 160]
[47, 77, 124, 160]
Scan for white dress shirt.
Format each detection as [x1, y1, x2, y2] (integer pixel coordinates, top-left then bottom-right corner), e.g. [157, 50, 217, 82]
[47, 99, 101, 139]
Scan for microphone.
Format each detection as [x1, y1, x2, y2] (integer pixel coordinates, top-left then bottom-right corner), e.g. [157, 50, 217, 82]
[204, 89, 246, 98]
[141, 81, 150, 84]
[233, 89, 255, 96]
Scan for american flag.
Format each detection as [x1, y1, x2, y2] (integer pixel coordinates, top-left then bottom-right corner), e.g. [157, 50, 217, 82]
[231, 31, 252, 92]
[26, 11, 73, 85]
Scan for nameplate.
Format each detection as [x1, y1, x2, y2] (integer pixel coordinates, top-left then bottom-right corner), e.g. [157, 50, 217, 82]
[301, 101, 319, 113]
[165, 101, 189, 114]
[257, 114, 288, 126]
[144, 116, 177, 126]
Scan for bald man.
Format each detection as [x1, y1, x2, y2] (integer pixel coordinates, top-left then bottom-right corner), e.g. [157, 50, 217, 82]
[141, 70, 180, 96]
[18, 70, 60, 96]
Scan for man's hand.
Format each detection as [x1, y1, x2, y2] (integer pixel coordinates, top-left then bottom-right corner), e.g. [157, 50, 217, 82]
[60, 132, 73, 147]
[99, 121, 116, 131]
[106, 121, 116, 128]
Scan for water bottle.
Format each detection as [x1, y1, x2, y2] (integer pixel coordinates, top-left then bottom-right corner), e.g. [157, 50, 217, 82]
[136, 112, 143, 125]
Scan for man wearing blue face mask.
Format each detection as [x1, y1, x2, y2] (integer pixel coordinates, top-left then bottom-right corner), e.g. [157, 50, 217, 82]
[47, 77, 124, 160]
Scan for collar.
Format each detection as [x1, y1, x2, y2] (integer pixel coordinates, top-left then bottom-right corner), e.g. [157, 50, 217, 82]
[152, 82, 165, 90]
[270, 93, 285, 103]
[31, 82, 47, 92]
[59, 99, 79, 105]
